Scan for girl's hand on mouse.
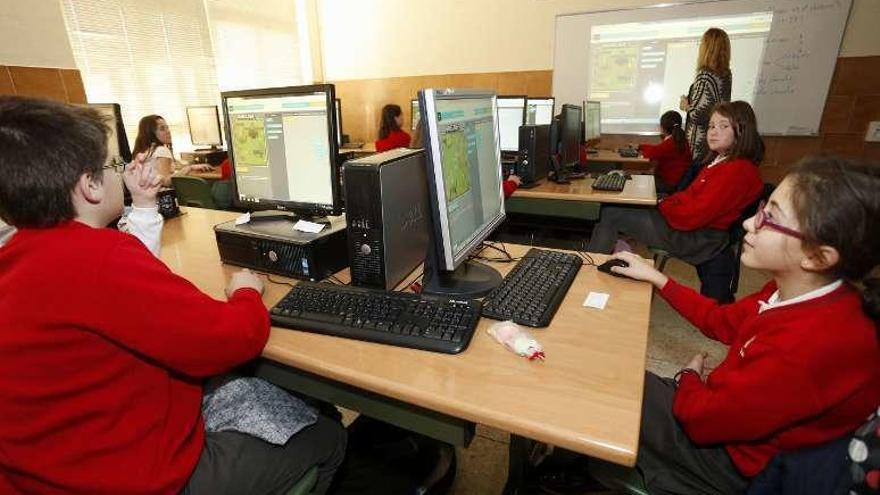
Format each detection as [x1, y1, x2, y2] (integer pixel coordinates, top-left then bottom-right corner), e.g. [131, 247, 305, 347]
[609, 251, 668, 288]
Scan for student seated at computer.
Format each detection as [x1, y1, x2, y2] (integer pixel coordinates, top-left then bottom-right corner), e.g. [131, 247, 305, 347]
[0, 97, 346, 495]
[637, 110, 691, 193]
[133, 114, 213, 187]
[375, 104, 411, 152]
[587, 101, 763, 267]
[604, 155, 880, 494]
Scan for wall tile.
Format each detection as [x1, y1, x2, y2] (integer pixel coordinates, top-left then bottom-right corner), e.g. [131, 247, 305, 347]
[8, 66, 67, 102]
[776, 136, 823, 167]
[0, 66, 14, 96]
[822, 133, 864, 157]
[819, 95, 855, 134]
[60, 69, 87, 104]
[849, 95, 880, 135]
[828, 56, 880, 97]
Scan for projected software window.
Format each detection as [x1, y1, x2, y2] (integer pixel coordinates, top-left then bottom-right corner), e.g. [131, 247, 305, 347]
[497, 98, 526, 151]
[527, 100, 554, 125]
[589, 12, 772, 133]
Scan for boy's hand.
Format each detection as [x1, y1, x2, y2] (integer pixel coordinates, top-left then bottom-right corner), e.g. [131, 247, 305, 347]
[684, 352, 708, 376]
[123, 155, 161, 208]
[508, 174, 522, 186]
[226, 269, 264, 298]
[608, 251, 669, 289]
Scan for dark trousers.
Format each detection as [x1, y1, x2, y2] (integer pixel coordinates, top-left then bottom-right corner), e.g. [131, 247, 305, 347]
[183, 415, 347, 495]
[587, 206, 728, 266]
[637, 372, 748, 495]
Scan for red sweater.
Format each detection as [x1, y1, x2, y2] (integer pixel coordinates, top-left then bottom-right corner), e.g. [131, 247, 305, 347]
[638, 137, 691, 188]
[661, 279, 880, 477]
[502, 179, 519, 198]
[658, 157, 763, 231]
[0, 222, 270, 494]
[375, 129, 411, 152]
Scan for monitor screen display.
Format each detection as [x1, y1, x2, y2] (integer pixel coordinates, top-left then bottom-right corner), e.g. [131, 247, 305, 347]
[496, 96, 526, 152]
[223, 86, 339, 214]
[411, 98, 420, 131]
[186, 106, 222, 147]
[334, 98, 342, 145]
[526, 98, 555, 126]
[421, 89, 505, 270]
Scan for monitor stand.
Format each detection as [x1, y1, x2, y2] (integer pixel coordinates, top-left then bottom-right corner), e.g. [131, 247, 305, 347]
[421, 242, 502, 299]
[249, 210, 332, 225]
[549, 156, 571, 184]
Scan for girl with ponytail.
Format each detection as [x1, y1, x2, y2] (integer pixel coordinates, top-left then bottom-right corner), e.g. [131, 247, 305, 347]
[602, 155, 880, 494]
[638, 110, 692, 193]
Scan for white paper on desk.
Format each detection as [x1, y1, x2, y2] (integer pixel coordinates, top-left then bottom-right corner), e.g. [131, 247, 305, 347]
[583, 291, 610, 310]
[234, 212, 251, 225]
[293, 220, 326, 233]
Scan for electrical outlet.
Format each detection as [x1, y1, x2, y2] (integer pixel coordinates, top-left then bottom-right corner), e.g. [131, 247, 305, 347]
[866, 121, 880, 143]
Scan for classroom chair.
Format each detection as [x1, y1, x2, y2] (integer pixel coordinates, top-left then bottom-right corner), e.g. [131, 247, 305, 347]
[171, 176, 216, 209]
[210, 180, 234, 209]
[285, 465, 319, 495]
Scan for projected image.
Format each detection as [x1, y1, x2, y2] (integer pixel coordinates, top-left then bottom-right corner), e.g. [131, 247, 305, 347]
[588, 12, 772, 133]
[440, 130, 471, 202]
[232, 116, 268, 166]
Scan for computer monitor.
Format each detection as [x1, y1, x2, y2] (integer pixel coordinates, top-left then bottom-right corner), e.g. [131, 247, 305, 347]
[221, 84, 342, 218]
[559, 104, 582, 169]
[411, 98, 420, 132]
[584, 100, 601, 142]
[418, 88, 506, 297]
[86, 103, 131, 165]
[496, 95, 526, 153]
[334, 98, 343, 146]
[186, 105, 223, 150]
[526, 97, 555, 126]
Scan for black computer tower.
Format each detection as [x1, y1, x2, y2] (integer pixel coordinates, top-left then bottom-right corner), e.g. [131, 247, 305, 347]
[517, 124, 551, 185]
[344, 148, 430, 290]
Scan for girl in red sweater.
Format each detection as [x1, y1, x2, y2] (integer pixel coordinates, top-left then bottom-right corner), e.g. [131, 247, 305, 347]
[375, 104, 411, 152]
[638, 110, 691, 193]
[587, 101, 764, 266]
[607, 155, 880, 493]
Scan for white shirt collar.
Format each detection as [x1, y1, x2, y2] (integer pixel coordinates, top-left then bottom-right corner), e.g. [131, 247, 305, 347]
[758, 279, 843, 314]
[706, 154, 727, 169]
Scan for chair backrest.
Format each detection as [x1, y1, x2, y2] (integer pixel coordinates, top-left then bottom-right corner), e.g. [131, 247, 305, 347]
[210, 180, 234, 210]
[728, 183, 775, 295]
[171, 176, 216, 209]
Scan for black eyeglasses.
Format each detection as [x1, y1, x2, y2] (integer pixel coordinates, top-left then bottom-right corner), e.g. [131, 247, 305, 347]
[102, 162, 125, 174]
[754, 200, 804, 239]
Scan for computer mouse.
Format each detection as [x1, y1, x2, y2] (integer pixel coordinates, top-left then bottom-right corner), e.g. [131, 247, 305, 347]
[598, 258, 631, 278]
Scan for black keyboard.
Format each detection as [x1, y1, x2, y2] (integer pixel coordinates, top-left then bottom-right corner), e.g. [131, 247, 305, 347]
[269, 281, 482, 354]
[591, 173, 626, 192]
[618, 147, 640, 158]
[481, 248, 583, 327]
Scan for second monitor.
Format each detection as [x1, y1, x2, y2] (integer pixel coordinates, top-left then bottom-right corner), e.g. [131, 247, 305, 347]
[497, 95, 526, 154]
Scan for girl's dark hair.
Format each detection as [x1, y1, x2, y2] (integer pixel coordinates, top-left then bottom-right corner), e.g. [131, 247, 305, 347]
[133, 114, 169, 156]
[702, 100, 764, 165]
[788, 155, 880, 321]
[0, 96, 109, 228]
[378, 104, 402, 140]
[660, 110, 686, 153]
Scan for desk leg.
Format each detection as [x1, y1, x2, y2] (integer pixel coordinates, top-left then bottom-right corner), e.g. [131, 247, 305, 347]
[502, 434, 535, 495]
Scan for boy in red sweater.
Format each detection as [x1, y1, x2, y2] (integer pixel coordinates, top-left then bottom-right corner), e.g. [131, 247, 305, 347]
[587, 101, 763, 266]
[607, 155, 880, 493]
[0, 97, 345, 494]
[638, 110, 691, 193]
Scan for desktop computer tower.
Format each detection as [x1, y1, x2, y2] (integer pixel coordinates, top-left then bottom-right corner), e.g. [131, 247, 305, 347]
[344, 148, 430, 290]
[516, 124, 551, 185]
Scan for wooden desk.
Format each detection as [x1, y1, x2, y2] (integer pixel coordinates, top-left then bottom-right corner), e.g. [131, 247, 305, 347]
[590, 149, 650, 166]
[159, 208, 652, 467]
[512, 175, 657, 206]
[187, 168, 222, 180]
[339, 142, 376, 155]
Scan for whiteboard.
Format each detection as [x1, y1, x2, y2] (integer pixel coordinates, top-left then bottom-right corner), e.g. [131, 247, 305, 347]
[552, 0, 852, 135]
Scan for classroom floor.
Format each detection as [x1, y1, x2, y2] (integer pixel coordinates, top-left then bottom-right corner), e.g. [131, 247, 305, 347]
[337, 255, 771, 494]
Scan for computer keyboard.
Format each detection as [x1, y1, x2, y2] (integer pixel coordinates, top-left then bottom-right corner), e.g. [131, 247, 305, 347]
[618, 147, 640, 158]
[591, 173, 627, 192]
[269, 281, 482, 354]
[481, 248, 583, 327]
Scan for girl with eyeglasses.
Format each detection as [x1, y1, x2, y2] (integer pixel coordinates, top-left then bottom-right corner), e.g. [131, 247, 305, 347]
[604, 155, 880, 494]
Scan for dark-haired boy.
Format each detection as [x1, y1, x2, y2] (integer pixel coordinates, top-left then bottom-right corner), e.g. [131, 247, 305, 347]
[0, 96, 345, 494]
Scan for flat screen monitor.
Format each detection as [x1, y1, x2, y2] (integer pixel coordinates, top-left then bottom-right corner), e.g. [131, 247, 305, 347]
[584, 100, 601, 141]
[186, 105, 223, 149]
[526, 97, 555, 126]
[411, 98, 420, 131]
[419, 88, 505, 297]
[496, 95, 526, 152]
[221, 84, 341, 217]
[86, 103, 131, 165]
[559, 104, 582, 168]
[334, 98, 343, 146]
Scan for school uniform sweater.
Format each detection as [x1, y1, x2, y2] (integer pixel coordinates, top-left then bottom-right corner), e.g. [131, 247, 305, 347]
[375, 129, 411, 152]
[0, 221, 270, 494]
[661, 279, 880, 477]
[638, 136, 691, 189]
[658, 157, 763, 231]
[502, 179, 519, 198]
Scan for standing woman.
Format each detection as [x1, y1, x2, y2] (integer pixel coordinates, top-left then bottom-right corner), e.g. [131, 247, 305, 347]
[374, 104, 411, 152]
[132, 115, 209, 187]
[682, 28, 732, 163]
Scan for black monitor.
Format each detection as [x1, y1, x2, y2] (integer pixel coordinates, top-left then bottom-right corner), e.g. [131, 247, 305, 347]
[526, 97, 555, 126]
[584, 100, 601, 142]
[410, 98, 420, 131]
[186, 105, 223, 150]
[418, 88, 506, 298]
[221, 84, 342, 219]
[86, 103, 131, 165]
[559, 104, 582, 168]
[334, 98, 344, 146]
[496, 95, 526, 153]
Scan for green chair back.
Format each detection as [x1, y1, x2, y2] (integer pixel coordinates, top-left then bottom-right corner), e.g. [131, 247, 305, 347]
[171, 176, 216, 209]
[285, 465, 318, 495]
[210, 180, 234, 210]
